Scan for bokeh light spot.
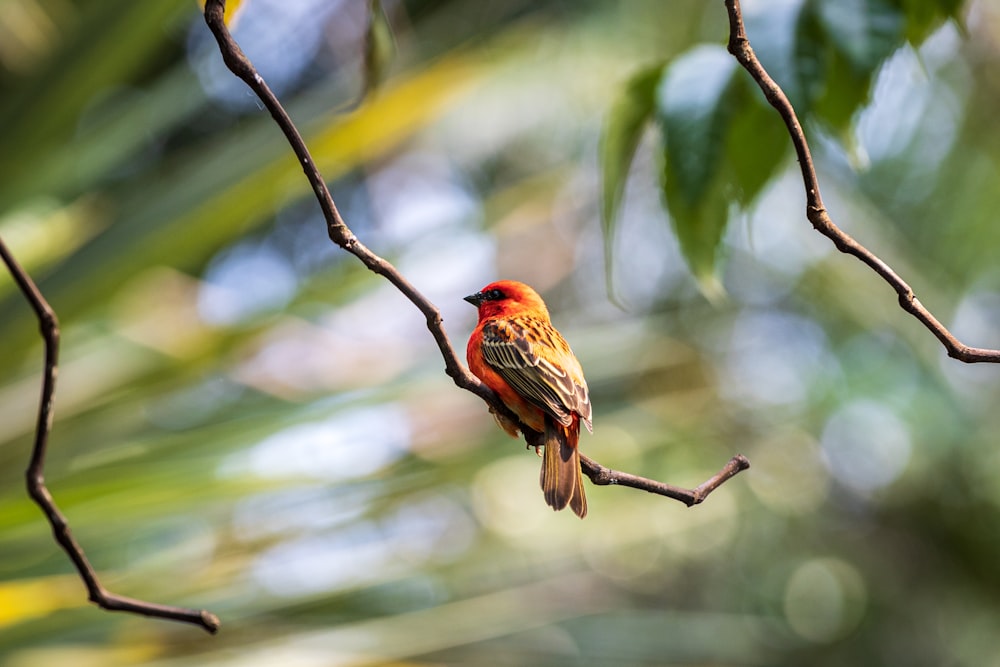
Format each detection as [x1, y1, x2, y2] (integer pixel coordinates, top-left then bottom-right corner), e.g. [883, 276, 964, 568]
[820, 400, 911, 495]
[784, 558, 867, 643]
[747, 429, 829, 516]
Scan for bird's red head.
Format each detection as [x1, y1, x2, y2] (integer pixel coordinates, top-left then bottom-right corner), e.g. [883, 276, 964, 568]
[464, 280, 550, 322]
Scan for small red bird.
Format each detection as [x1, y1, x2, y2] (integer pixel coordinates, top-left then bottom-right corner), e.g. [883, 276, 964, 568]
[465, 280, 592, 518]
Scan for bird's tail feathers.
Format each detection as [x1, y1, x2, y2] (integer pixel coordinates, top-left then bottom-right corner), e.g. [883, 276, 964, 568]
[541, 418, 587, 519]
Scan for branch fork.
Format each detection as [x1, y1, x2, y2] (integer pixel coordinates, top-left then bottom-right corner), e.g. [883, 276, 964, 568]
[55, 0, 1000, 633]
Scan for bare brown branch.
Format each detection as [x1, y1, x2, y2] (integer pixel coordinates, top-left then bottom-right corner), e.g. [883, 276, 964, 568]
[202, 0, 491, 404]
[581, 454, 751, 507]
[724, 0, 1000, 364]
[203, 0, 747, 504]
[0, 237, 220, 634]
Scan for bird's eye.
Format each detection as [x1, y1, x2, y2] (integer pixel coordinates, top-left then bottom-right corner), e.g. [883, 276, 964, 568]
[488, 289, 504, 300]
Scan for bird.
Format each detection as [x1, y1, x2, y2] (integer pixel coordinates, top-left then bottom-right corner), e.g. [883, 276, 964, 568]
[465, 280, 592, 518]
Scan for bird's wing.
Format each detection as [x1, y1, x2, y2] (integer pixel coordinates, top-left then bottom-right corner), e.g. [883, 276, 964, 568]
[480, 318, 591, 428]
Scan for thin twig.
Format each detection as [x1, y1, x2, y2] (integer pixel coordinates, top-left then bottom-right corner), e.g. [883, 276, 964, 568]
[203, 0, 747, 504]
[0, 237, 220, 634]
[581, 454, 750, 507]
[724, 0, 1000, 364]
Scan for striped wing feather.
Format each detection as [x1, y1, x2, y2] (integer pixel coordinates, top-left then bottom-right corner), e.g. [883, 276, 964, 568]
[480, 318, 591, 429]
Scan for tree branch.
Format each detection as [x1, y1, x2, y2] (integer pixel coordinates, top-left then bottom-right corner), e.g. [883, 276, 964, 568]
[203, 0, 747, 504]
[581, 453, 751, 507]
[202, 0, 486, 402]
[0, 237, 220, 634]
[724, 0, 1000, 364]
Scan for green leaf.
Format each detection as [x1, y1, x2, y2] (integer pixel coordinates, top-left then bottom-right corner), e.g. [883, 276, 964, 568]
[598, 63, 663, 296]
[656, 45, 740, 295]
[809, 46, 871, 137]
[745, 0, 954, 141]
[726, 83, 790, 208]
[813, 0, 905, 74]
[364, 0, 397, 96]
[805, 0, 904, 134]
[742, 0, 815, 113]
[658, 46, 739, 209]
[660, 164, 729, 301]
[898, 0, 965, 44]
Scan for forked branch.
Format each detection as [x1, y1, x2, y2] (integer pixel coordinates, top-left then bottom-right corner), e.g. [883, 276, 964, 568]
[203, 0, 747, 501]
[582, 453, 751, 506]
[1, 1, 755, 635]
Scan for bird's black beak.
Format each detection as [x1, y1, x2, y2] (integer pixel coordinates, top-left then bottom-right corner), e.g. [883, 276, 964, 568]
[464, 291, 484, 307]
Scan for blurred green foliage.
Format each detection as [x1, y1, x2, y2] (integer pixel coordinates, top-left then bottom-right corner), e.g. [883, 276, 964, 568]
[2, 0, 1000, 665]
[600, 0, 966, 291]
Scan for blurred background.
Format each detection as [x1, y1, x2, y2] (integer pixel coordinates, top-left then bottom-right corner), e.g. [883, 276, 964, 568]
[2, 0, 1000, 664]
